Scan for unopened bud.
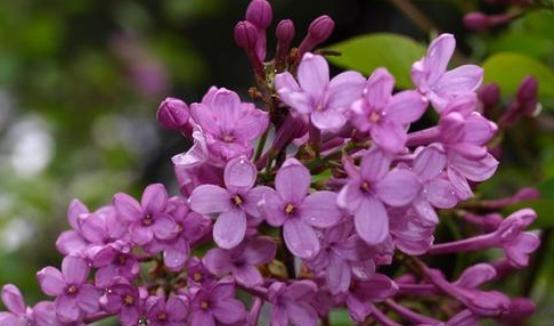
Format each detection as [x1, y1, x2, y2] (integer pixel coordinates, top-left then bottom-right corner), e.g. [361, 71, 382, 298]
[513, 187, 540, 202]
[463, 12, 490, 31]
[157, 97, 189, 130]
[478, 83, 500, 109]
[516, 76, 538, 115]
[245, 0, 273, 29]
[298, 15, 335, 55]
[234, 21, 259, 50]
[276, 19, 295, 44]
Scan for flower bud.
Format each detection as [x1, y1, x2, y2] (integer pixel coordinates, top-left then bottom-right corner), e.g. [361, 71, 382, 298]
[234, 21, 259, 50]
[516, 76, 538, 115]
[157, 97, 189, 130]
[478, 83, 500, 109]
[463, 12, 490, 31]
[276, 19, 295, 44]
[298, 15, 335, 55]
[245, 0, 273, 29]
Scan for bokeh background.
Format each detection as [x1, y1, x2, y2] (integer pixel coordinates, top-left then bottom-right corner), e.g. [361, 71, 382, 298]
[0, 0, 553, 324]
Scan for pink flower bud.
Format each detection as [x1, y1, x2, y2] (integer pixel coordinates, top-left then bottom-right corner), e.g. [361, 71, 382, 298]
[234, 21, 259, 50]
[517, 76, 538, 115]
[245, 0, 273, 29]
[298, 15, 335, 55]
[276, 19, 295, 44]
[463, 12, 490, 31]
[157, 97, 189, 130]
[478, 83, 500, 108]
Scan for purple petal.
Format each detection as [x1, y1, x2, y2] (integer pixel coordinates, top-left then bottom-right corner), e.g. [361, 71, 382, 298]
[233, 264, 263, 287]
[261, 190, 288, 227]
[310, 110, 346, 131]
[285, 280, 317, 300]
[79, 215, 106, 244]
[141, 183, 168, 214]
[212, 298, 245, 324]
[243, 186, 273, 218]
[234, 103, 269, 141]
[271, 305, 289, 326]
[354, 197, 389, 245]
[385, 90, 427, 124]
[424, 33, 455, 84]
[371, 121, 407, 153]
[413, 146, 447, 181]
[283, 219, 320, 259]
[1, 285, 25, 315]
[447, 168, 473, 200]
[286, 302, 318, 326]
[359, 273, 398, 301]
[190, 311, 215, 326]
[376, 169, 420, 206]
[337, 182, 364, 212]
[129, 224, 154, 245]
[62, 256, 89, 285]
[163, 239, 190, 272]
[56, 231, 87, 256]
[166, 296, 188, 321]
[113, 193, 143, 222]
[413, 199, 439, 225]
[213, 210, 247, 249]
[189, 185, 232, 214]
[203, 248, 232, 275]
[346, 295, 371, 323]
[32, 301, 57, 326]
[275, 161, 310, 204]
[425, 178, 458, 208]
[210, 282, 235, 300]
[455, 263, 496, 289]
[506, 233, 540, 268]
[450, 152, 498, 182]
[212, 88, 242, 129]
[120, 307, 140, 326]
[37, 267, 65, 296]
[301, 191, 342, 228]
[95, 265, 118, 288]
[275, 73, 314, 114]
[76, 284, 100, 313]
[326, 71, 365, 109]
[297, 53, 329, 99]
[364, 68, 394, 108]
[224, 156, 256, 190]
[152, 215, 179, 240]
[241, 237, 277, 265]
[55, 295, 80, 322]
[463, 113, 497, 145]
[67, 199, 88, 231]
[326, 254, 351, 294]
[359, 148, 391, 182]
[436, 64, 483, 94]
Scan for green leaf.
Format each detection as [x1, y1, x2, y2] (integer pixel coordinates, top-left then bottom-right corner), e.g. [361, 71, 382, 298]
[329, 309, 354, 325]
[505, 199, 554, 228]
[482, 52, 554, 99]
[326, 33, 426, 89]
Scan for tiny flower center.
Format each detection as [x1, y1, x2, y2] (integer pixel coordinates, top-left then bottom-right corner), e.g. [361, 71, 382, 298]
[369, 111, 381, 123]
[157, 312, 168, 321]
[200, 301, 210, 310]
[284, 203, 296, 215]
[223, 134, 235, 143]
[360, 181, 372, 193]
[123, 294, 135, 306]
[117, 254, 127, 265]
[66, 285, 79, 295]
[193, 272, 203, 282]
[232, 195, 243, 206]
[177, 223, 184, 233]
[142, 214, 153, 226]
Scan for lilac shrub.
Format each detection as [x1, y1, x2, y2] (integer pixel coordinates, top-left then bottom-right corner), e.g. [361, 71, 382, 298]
[0, 0, 541, 325]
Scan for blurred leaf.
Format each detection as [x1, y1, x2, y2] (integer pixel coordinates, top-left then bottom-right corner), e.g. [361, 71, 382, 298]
[488, 33, 554, 61]
[327, 33, 426, 89]
[506, 199, 554, 228]
[329, 309, 354, 325]
[482, 53, 554, 99]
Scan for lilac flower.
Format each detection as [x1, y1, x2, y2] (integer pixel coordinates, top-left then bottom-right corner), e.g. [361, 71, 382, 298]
[186, 258, 217, 288]
[337, 149, 420, 245]
[389, 208, 435, 255]
[189, 156, 270, 249]
[145, 295, 188, 326]
[0, 285, 57, 326]
[350, 68, 428, 153]
[261, 158, 343, 258]
[411, 33, 483, 111]
[341, 273, 398, 324]
[203, 236, 276, 287]
[90, 243, 139, 288]
[186, 87, 269, 163]
[306, 222, 377, 294]
[267, 280, 318, 326]
[37, 256, 100, 322]
[55, 199, 91, 256]
[100, 281, 145, 326]
[275, 53, 365, 131]
[188, 282, 246, 326]
[113, 183, 179, 246]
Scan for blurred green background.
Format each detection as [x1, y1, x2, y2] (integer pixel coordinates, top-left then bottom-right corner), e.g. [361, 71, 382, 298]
[0, 0, 553, 325]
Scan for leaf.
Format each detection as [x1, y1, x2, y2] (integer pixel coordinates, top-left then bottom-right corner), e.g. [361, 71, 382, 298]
[329, 309, 354, 325]
[505, 199, 554, 228]
[326, 33, 426, 89]
[482, 53, 554, 99]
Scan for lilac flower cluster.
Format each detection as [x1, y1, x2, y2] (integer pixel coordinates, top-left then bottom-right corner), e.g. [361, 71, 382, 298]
[1, 0, 541, 325]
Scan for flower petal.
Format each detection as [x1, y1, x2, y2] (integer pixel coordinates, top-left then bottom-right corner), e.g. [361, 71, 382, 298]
[424, 33, 455, 85]
[1, 285, 25, 315]
[283, 219, 320, 259]
[224, 156, 257, 190]
[76, 284, 100, 313]
[385, 90, 427, 124]
[152, 215, 179, 240]
[141, 183, 168, 214]
[297, 53, 329, 99]
[413, 146, 447, 181]
[189, 185, 232, 214]
[37, 267, 65, 296]
[286, 302, 318, 326]
[436, 64, 483, 95]
[203, 248, 232, 275]
[213, 210, 247, 249]
[354, 198, 389, 245]
[310, 110, 346, 131]
[326, 254, 351, 294]
[113, 193, 143, 222]
[189, 311, 215, 326]
[212, 298, 245, 324]
[376, 169, 420, 206]
[55, 295, 80, 322]
[301, 191, 342, 228]
[62, 256, 89, 285]
[233, 264, 263, 288]
[359, 148, 391, 182]
[275, 161, 310, 204]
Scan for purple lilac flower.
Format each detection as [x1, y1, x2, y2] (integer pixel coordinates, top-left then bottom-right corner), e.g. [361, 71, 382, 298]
[188, 281, 246, 326]
[100, 281, 145, 326]
[0, 284, 57, 326]
[203, 236, 276, 287]
[350, 68, 428, 153]
[245, 0, 272, 61]
[90, 243, 139, 288]
[55, 199, 91, 256]
[337, 149, 420, 245]
[182, 87, 269, 164]
[189, 156, 270, 249]
[145, 295, 188, 326]
[389, 207, 435, 255]
[261, 158, 342, 258]
[186, 258, 216, 289]
[113, 183, 179, 246]
[275, 53, 365, 131]
[411, 33, 483, 111]
[342, 273, 398, 323]
[37, 255, 100, 322]
[306, 222, 377, 294]
[267, 280, 318, 326]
